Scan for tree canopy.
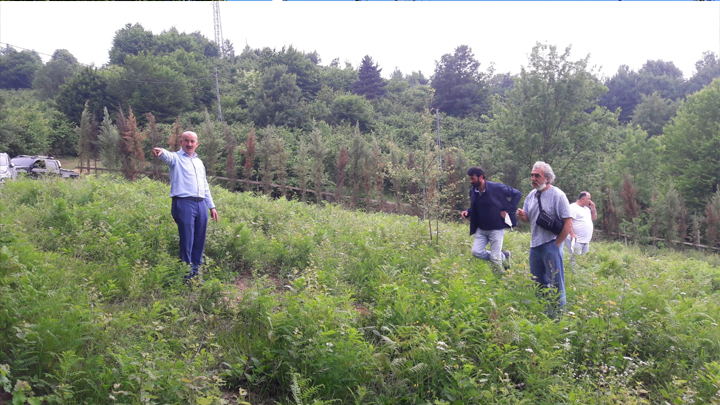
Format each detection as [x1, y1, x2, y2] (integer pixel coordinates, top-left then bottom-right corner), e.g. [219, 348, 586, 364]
[0, 46, 43, 90]
[32, 49, 81, 100]
[352, 55, 386, 100]
[489, 43, 615, 191]
[431, 45, 489, 117]
[662, 78, 720, 209]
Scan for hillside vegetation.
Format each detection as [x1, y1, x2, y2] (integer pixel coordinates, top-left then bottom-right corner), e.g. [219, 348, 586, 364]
[1, 176, 720, 405]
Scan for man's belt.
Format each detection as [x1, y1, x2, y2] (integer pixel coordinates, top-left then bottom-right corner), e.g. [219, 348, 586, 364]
[172, 196, 204, 202]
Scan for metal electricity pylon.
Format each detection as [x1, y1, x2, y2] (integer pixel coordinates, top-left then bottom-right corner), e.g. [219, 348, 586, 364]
[213, 1, 224, 57]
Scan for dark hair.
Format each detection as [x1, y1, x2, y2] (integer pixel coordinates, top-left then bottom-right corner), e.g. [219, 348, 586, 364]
[467, 166, 485, 178]
[578, 191, 588, 200]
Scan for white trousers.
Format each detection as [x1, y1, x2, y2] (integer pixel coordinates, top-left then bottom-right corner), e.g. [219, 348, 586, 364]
[564, 238, 590, 268]
[472, 228, 505, 266]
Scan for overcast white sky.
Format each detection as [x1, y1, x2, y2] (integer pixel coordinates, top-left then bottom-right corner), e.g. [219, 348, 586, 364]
[1, 2, 719, 80]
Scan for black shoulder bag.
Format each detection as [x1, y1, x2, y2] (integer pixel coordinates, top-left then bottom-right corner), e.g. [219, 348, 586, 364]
[535, 191, 564, 235]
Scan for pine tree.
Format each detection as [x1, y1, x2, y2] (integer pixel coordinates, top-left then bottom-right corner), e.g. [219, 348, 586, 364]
[601, 185, 619, 237]
[200, 109, 221, 177]
[705, 190, 720, 248]
[621, 174, 640, 221]
[168, 116, 183, 152]
[145, 113, 162, 179]
[117, 107, 145, 181]
[662, 184, 681, 246]
[258, 129, 275, 195]
[308, 124, 327, 204]
[335, 145, 349, 205]
[370, 138, 385, 212]
[243, 128, 256, 189]
[390, 145, 403, 214]
[677, 197, 688, 247]
[407, 151, 420, 216]
[76, 101, 98, 174]
[295, 141, 310, 203]
[224, 123, 237, 190]
[272, 134, 289, 199]
[348, 125, 369, 208]
[691, 214, 703, 247]
[97, 107, 120, 170]
[352, 55, 386, 100]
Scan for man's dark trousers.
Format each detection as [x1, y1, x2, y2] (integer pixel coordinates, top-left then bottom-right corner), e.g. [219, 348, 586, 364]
[171, 197, 208, 274]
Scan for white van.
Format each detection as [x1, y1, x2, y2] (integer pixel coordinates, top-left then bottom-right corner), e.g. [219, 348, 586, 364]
[0, 153, 14, 182]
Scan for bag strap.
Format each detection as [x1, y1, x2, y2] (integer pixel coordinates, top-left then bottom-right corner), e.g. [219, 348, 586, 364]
[536, 190, 544, 213]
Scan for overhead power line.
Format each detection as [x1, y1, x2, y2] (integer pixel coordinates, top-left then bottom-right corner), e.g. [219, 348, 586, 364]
[112, 75, 215, 85]
[0, 41, 95, 67]
[1, 41, 217, 85]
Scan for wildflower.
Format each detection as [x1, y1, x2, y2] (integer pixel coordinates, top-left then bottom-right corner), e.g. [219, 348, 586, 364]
[326, 342, 334, 347]
[525, 348, 534, 353]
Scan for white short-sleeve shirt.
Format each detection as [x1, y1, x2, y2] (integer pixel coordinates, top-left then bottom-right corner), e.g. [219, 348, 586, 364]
[569, 202, 594, 243]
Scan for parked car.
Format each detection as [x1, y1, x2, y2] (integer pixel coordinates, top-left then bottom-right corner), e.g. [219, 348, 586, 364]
[0, 152, 15, 182]
[11, 155, 79, 179]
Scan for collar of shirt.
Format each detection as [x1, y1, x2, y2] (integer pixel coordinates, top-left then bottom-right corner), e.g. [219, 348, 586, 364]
[180, 150, 197, 158]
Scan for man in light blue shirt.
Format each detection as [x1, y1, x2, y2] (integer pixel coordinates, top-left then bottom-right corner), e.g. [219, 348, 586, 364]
[153, 131, 218, 279]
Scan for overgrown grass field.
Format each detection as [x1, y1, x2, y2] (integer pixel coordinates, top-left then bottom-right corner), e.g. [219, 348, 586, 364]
[1, 177, 719, 405]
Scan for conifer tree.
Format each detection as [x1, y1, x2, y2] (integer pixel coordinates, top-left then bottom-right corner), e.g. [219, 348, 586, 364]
[348, 125, 369, 208]
[145, 113, 162, 179]
[309, 124, 327, 204]
[97, 107, 120, 170]
[443, 148, 469, 211]
[370, 138, 385, 211]
[200, 109, 221, 177]
[691, 215, 703, 247]
[335, 144, 349, 205]
[705, 190, 720, 248]
[648, 191, 661, 244]
[258, 129, 275, 195]
[677, 198, 688, 247]
[224, 123, 237, 190]
[117, 107, 145, 181]
[272, 134, 289, 198]
[601, 185, 619, 237]
[352, 55, 386, 100]
[243, 128, 256, 189]
[390, 145, 403, 214]
[406, 151, 420, 216]
[295, 141, 310, 202]
[621, 174, 640, 221]
[76, 101, 98, 174]
[662, 184, 681, 246]
[168, 116, 183, 152]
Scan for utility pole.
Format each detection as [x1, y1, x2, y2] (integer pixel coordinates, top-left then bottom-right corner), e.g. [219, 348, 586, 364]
[215, 67, 223, 123]
[436, 108, 442, 169]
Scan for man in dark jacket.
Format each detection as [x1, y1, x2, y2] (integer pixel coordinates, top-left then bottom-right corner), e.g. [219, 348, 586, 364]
[461, 166, 522, 272]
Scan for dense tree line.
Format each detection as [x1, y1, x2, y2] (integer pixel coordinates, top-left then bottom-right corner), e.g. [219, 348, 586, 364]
[1, 24, 720, 248]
